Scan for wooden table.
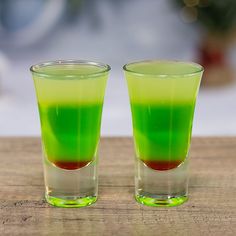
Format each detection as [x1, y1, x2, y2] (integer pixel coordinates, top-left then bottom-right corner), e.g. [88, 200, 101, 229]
[0, 137, 235, 235]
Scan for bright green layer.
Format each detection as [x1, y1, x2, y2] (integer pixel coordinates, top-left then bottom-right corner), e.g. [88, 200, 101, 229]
[39, 103, 102, 163]
[32, 63, 108, 165]
[131, 103, 194, 162]
[125, 61, 202, 164]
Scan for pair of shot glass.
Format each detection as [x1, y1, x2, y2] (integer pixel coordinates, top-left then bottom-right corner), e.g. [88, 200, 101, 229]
[30, 60, 203, 208]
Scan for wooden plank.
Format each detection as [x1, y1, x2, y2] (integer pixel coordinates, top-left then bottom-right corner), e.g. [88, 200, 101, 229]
[0, 137, 235, 235]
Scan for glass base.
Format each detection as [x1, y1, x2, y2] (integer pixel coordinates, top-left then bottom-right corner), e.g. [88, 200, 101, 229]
[135, 157, 189, 207]
[46, 194, 97, 208]
[44, 156, 98, 208]
[135, 194, 187, 207]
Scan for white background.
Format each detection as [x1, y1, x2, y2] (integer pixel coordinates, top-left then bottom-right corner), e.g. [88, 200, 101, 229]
[0, 0, 235, 136]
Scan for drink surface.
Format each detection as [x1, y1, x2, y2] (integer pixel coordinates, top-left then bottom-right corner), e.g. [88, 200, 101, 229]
[33, 63, 108, 170]
[125, 61, 202, 171]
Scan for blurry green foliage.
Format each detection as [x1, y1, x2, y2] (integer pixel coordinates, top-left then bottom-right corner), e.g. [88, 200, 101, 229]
[173, 0, 236, 33]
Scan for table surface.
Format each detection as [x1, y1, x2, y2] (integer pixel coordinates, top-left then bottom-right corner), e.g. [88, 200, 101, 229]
[0, 137, 235, 236]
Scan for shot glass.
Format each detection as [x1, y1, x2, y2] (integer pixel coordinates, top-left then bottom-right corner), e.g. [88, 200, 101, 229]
[124, 60, 203, 207]
[31, 60, 110, 207]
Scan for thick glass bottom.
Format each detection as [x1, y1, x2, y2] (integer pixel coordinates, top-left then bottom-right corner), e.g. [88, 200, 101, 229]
[135, 157, 189, 207]
[135, 194, 187, 207]
[44, 156, 98, 208]
[46, 194, 97, 208]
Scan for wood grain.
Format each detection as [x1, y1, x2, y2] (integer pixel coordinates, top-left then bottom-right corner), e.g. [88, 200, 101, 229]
[0, 137, 235, 236]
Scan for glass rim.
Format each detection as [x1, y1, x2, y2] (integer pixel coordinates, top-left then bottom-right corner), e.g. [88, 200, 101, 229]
[123, 60, 204, 77]
[30, 59, 111, 78]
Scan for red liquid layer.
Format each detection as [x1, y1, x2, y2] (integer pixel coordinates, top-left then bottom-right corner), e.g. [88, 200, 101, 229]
[54, 161, 90, 170]
[143, 160, 182, 171]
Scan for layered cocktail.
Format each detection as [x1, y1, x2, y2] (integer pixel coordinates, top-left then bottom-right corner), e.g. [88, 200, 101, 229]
[124, 60, 203, 207]
[31, 60, 110, 207]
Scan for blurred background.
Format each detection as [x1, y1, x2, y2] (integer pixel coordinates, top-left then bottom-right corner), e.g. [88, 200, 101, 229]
[0, 0, 236, 136]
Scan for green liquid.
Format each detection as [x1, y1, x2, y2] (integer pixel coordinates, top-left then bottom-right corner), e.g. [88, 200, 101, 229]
[39, 103, 102, 170]
[125, 61, 202, 171]
[131, 103, 194, 170]
[33, 63, 108, 170]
